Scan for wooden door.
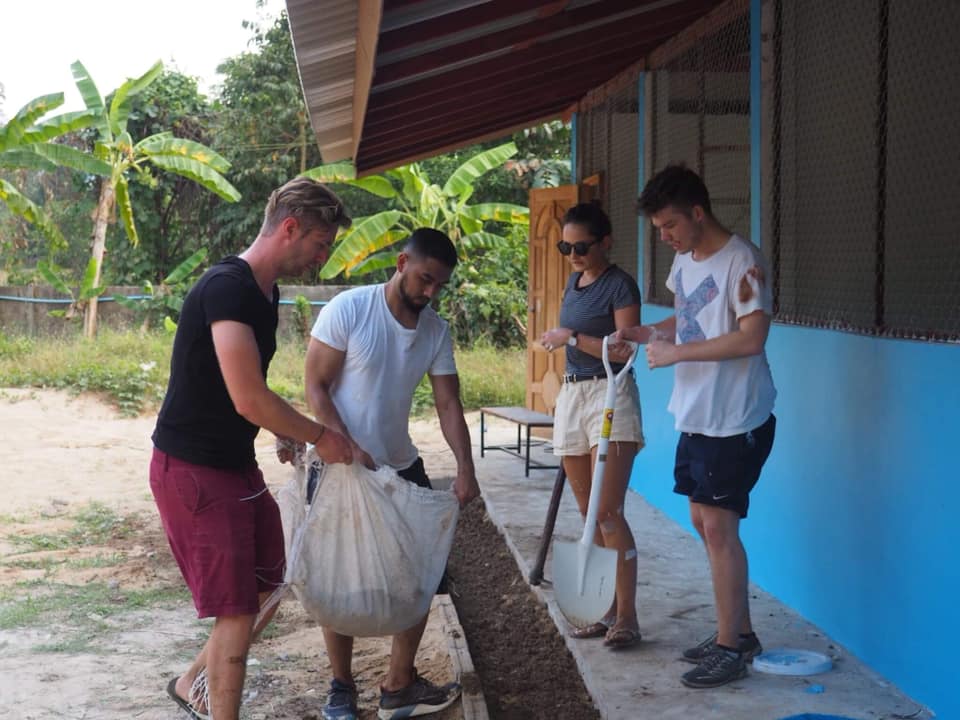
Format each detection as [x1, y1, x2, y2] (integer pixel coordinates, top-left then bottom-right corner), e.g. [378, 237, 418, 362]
[527, 185, 579, 415]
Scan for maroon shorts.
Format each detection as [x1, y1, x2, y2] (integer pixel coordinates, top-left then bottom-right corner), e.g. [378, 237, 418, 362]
[149, 448, 285, 618]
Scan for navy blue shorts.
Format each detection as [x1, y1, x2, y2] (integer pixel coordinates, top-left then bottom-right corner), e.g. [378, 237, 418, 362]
[673, 414, 776, 518]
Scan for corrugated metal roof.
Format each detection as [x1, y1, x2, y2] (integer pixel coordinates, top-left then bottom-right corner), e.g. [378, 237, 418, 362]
[287, 0, 727, 173]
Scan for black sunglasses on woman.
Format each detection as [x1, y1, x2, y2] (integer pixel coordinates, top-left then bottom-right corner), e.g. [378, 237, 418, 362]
[556, 238, 600, 256]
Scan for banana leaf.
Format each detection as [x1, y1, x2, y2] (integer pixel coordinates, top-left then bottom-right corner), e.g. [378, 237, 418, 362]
[115, 176, 139, 246]
[148, 154, 240, 202]
[319, 211, 405, 279]
[442, 142, 517, 197]
[0, 179, 65, 248]
[138, 134, 231, 174]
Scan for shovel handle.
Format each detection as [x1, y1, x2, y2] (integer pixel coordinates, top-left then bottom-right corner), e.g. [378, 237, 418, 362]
[579, 336, 638, 546]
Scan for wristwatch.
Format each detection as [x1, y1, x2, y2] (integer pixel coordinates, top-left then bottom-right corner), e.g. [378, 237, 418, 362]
[567, 331, 579, 347]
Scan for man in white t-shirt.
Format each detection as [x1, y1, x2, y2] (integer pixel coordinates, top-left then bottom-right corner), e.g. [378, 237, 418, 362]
[304, 228, 479, 720]
[618, 165, 776, 690]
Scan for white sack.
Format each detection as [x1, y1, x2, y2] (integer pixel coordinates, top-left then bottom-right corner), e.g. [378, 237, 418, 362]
[277, 451, 459, 637]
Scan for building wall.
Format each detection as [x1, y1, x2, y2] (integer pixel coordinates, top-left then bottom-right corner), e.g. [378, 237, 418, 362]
[621, 1, 959, 714]
[630, 316, 958, 717]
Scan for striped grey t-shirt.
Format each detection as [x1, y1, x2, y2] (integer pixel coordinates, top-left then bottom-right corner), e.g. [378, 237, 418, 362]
[559, 264, 641, 376]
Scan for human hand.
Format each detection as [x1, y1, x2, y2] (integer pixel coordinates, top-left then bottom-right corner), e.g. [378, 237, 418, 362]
[275, 435, 305, 466]
[646, 339, 679, 369]
[453, 469, 480, 507]
[313, 427, 354, 464]
[351, 441, 377, 470]
[605, 337, 637, 363]
[539, 327, 572, 352]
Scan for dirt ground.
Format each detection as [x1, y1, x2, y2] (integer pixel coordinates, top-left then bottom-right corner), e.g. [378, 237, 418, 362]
[0, 389, 456, 720]
[0, 388, 595, 719]
[446, 503, 600, 720]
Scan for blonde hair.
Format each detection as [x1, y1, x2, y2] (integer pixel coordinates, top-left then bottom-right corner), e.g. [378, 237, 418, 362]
[262, 177, 352, 234]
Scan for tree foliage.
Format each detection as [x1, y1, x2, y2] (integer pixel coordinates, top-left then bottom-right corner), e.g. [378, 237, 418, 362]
[0, 9, 571, 347]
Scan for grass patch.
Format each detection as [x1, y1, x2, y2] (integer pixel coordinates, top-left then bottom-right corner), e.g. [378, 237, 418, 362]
[0, 512, 31, 525]
[412, 343, 525, 416]
[2, 580, 188, 653]
[65, 552, 127, 570]
[0, 329, 525, 418]
[7, 502, 137, 553]
[266, 335, 311, 408]
[0, 579, 189, 652]
[0, 328, 170, 415]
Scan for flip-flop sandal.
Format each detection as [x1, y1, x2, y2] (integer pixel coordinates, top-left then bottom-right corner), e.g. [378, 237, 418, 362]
[166, 677, 211, 720]
[570, 621, 609, 639]
[603, 627, 642, 649]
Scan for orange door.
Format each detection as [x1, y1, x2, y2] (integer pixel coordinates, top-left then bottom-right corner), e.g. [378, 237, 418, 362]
[527, 185, 580, 415]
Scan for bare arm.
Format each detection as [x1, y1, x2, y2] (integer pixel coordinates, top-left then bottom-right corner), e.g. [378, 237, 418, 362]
[304, 337, 375, 467]
[211, 321, 352, 463]
[646, 310, 770, 368]
[540, 302, 641, 363]
[615, 315, 677, 345]
[430, 373, 479, 507]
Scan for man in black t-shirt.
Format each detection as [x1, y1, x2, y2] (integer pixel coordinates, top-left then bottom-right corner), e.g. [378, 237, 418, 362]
[151, 177, 354, 720]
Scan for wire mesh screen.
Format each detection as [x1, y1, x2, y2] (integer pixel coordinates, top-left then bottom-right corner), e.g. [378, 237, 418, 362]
[770, 0, 960, 340]
[577, 83, 640, 285]
[646, 13, 752, 306]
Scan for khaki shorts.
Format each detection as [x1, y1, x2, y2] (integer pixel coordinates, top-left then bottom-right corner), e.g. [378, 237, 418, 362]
[552, 376, 645, 456]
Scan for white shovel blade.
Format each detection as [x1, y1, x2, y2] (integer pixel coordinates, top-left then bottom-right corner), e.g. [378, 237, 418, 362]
[552, 539, 618, 628]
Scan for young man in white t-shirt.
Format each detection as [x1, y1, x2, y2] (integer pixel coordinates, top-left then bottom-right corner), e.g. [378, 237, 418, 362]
[303, 228, 479, 720]
[617, 165, 776, 689]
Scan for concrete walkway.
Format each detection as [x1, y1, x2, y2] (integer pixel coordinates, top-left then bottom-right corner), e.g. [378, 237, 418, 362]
[473, 426, 931, 720]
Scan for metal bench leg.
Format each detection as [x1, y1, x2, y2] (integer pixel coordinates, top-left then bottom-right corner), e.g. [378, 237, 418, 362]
[480, 411, 485, 457]
[525, 423, 532, 477]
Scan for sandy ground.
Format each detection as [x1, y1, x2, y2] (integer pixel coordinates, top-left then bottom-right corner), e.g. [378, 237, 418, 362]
[0, 388, 463, 720]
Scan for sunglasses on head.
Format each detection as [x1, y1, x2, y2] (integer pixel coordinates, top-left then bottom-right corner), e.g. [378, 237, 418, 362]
[556, 239, 600, 256]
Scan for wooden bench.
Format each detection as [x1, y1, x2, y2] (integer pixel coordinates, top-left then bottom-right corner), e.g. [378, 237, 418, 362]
[479, 406, 560, 477]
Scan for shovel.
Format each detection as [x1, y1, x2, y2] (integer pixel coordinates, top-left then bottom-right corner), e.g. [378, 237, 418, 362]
[553, 334, 638, 627]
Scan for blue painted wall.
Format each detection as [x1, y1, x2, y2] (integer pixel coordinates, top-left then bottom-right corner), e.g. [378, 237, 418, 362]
[629, 320, 960, 718]
[624, 1, 958, 714]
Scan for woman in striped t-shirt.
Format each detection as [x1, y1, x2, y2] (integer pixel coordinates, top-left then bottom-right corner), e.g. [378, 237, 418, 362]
[539, 202, 644, 649]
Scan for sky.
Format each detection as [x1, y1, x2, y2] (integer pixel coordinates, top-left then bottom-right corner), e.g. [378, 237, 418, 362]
[0, 0, 287, 119]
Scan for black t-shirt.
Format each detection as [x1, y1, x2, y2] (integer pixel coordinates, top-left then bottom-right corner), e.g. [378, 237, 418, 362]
[152, 256, 279, 469]
[558, 264, 641, 376]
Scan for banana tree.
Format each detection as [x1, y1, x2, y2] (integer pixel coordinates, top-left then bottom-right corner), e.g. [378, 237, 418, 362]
[303, 142, 529, 279]
[70, 60, 241, 337]
[115, 246, 208, 329]
[0, 93, 107, 248]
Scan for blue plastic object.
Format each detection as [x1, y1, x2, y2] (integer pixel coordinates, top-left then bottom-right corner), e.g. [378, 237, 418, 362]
[777, 716, 859, 720]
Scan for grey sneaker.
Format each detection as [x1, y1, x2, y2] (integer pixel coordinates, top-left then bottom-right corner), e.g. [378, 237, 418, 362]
[680, 632, 762, 664]
[681, 647, 748, 688]
[378, 674, 461, 719]
[322, 678, 358, 720]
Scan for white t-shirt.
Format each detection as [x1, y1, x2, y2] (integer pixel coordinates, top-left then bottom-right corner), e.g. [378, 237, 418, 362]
[311, 284, 457, 469]
[665, 234, 776, 437]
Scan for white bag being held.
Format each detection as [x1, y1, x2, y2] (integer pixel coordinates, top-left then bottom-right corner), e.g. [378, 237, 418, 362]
[277, 450, 460, 637]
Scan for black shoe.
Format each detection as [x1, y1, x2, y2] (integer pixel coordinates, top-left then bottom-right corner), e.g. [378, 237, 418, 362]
[322, 678, 358, 720]
[378, 673, 461, 719]
[680, 632, 762, 664]
[681, 647, 748, 688]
